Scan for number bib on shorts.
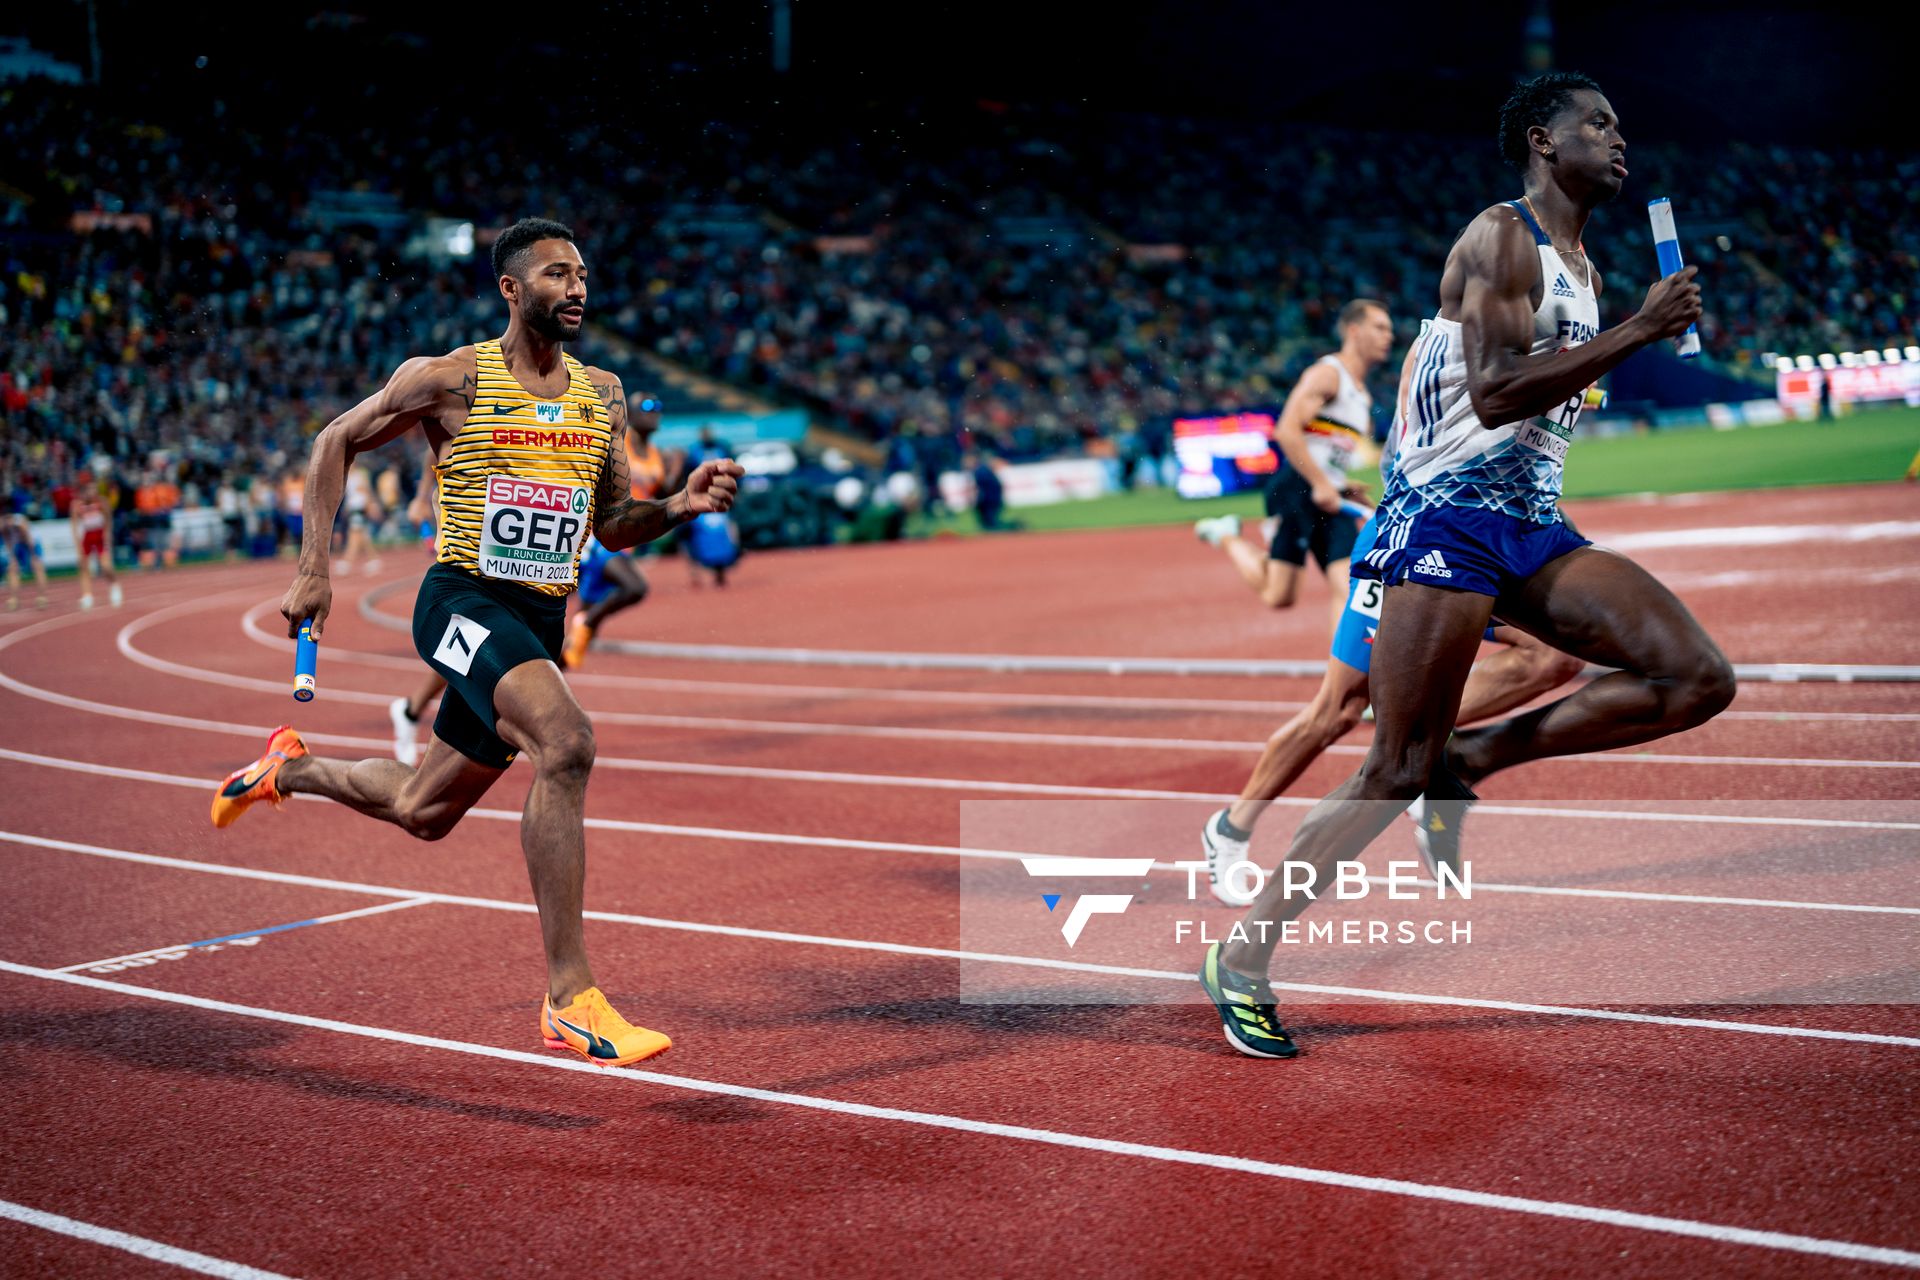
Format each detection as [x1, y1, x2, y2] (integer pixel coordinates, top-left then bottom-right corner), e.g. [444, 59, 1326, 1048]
[1347, 575, 1384, 620]
[480, 475, 592, 585]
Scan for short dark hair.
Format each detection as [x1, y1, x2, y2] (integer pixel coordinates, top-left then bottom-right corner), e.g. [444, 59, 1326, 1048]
[1498, 71, 1602, 172]
[1338, 298, 1387, 333]
[491, 217, 576, 281]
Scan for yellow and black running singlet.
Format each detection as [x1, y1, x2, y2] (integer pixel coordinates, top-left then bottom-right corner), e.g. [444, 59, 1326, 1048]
[436, 340, 614, 598]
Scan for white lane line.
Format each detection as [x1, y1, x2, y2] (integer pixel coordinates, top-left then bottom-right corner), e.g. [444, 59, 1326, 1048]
[86, 598, 1887, 768]
[584, 637, 1920, 684]
[0, 1197, 296, 1280]
[6, 738, 1920, 839]
[4, 963, 1917, 1270]
[343, 588, 1920, 715]
[6, 828, 1918, 1049]
[4, 751, 1916, 916]
[1602, 520, 1920, 552]
[56, 898, 436, 974]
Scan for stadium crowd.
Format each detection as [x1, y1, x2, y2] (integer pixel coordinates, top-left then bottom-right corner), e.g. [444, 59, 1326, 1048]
[4, 72, 1913, 537]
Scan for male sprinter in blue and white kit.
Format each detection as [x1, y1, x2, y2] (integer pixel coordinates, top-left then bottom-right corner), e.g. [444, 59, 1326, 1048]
[210, 218, 743, 1067]
[1199, 332, 1585, 906]
[1199, 72, 1731, 1058]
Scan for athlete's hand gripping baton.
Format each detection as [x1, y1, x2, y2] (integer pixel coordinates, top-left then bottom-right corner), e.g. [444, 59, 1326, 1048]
[1646, 197, 1701, 359]
[293, 619, 319, 702]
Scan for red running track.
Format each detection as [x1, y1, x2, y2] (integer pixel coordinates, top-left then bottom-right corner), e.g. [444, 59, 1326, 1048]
[2, 484, 1918, 1278]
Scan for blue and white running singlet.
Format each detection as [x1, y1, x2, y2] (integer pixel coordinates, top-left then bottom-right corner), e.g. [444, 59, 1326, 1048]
[1382, 199, 1600, 527]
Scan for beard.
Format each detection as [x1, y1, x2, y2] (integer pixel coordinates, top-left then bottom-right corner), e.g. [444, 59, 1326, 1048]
[524, 296, 583, 342]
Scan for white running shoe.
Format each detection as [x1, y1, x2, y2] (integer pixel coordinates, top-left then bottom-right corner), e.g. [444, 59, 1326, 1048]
[390, 696, 420, 767]
[1194, 515, 1243, 547]
[1201, 808, 1259, 906]
[79, 594, 95, 610]
[110, 583, 123, 607]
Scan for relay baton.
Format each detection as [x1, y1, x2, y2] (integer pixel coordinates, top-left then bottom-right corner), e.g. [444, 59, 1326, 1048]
[1646, 198, 1701, 359]
[293, 619, 318, 702]
[1339, 498, 1375, 522]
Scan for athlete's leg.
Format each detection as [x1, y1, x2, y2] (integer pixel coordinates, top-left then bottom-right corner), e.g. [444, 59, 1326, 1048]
[276, 732, 502, 839]
[490, 659, 600, 1006]
[76, 545, 94, 602]
[1455, 626, 1586, 725]
[389, 671, 448, 767]
[1227, 659, 1370, 832]
[579, 554, 649, 631]
[1222, 583, 1491, 978]
[1322, 557, 1350, 637]
[1446, 548, 1735, 783]
[406, 672, 447, 720]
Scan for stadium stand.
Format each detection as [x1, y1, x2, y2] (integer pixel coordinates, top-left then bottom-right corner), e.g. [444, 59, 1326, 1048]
[3, 67, 1914, 538]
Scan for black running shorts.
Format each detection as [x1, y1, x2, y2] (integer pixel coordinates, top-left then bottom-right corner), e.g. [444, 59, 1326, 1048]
[410, 563, 566, 769]
[1263, 468, 1359, 569]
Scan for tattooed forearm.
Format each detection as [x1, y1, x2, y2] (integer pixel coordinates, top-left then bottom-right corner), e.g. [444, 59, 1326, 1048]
[596, 493, 687, 552]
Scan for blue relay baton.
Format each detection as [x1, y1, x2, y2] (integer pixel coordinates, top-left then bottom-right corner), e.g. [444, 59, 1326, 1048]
[1646, 198, 1701, 359]
[1338, 498, 1375, 522]
[293, 618, 318, 702]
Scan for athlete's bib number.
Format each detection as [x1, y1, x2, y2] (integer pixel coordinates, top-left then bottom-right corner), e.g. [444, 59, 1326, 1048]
[1306, 429, 1356, 484]
[480, 476, 591, 585]
[1518, 390, 1582, 462]
[1348, 577, 1384, 620]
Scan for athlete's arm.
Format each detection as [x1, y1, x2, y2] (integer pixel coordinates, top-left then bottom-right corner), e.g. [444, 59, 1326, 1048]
[587, 369, 744, 552]
[406, 442, 437, 526]
[279, 354, 467, 639]
[1273, 362, 1344, 511]
[1456, 208, 1699, 426]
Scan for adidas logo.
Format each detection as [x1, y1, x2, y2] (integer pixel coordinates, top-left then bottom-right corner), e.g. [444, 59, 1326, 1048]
[1552, 273, 1576, 299]
[1412, 550, 1454, 579]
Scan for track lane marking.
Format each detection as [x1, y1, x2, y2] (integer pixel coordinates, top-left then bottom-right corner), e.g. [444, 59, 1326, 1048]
[337, 589, 1920, 721]
[0, 1198, 296, 1280]
[5, 749, 1919, 914]
[127, 606, 1920, 764]
[48, 595, 1880, 768]
[3, 962, 1917, 1270]
[5, 827, 1918, 1049]
[57, 898, 436, 974]
[8, 652, 1920, 825]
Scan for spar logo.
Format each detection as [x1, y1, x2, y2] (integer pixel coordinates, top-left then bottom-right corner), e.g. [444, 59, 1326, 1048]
[483, 477, 590, 566]
[1022, 857, 1155, 947]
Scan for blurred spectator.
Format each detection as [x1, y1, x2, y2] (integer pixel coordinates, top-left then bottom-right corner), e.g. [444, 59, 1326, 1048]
[967, 449, 1017, 532]
[0, 71, 1912, 530]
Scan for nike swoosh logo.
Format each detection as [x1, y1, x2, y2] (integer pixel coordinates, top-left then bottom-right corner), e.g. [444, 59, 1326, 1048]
[556, 1015, 619, 1059]
[227, 751, 286, 793]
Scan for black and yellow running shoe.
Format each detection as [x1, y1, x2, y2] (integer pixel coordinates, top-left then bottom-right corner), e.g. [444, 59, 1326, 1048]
[1406, 783, 1476, 883]
[1198, 941, 1298, 1059]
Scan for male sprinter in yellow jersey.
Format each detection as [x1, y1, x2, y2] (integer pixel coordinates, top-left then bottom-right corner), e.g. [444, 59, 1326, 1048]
[210, 218, 743, 1067]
